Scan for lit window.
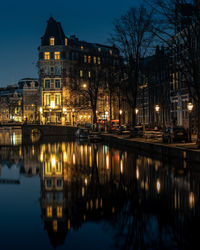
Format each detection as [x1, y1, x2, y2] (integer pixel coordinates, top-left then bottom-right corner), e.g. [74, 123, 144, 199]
[57, 206, 62, 218]
[55, 94, 61, 106]
[55, 79, 61, 88]
[50, 37, 55, 46]
[53, 220, 57, 232]
[44, 94, 51, 106]
[109, 49, 112, 55]
[93, 57, 96, 64]
[84, 55, 87, 63]
[45, 79, 50, 88]
[98, 47, 101, 52]
[65, 37, 68, 46]
[56, 162, 62, 173]
[98, 57, 101, 64]
[47, 206, 52, 217]
[46, 162, 51, 174]
[81, 46, 84, 50]
[80, 70, 83, 77]
[44, 52, 50, 60]
[54, 52, 60, 60]
[88, 56, 91, 63]
[88, 71, 91, 78]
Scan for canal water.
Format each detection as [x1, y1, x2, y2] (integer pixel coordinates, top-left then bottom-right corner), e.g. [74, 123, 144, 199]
[0, 128, 199, 249]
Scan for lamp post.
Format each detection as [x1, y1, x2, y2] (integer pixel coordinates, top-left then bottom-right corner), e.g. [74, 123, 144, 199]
[187, 102, 193, 142]
[155, 105, 160, 129]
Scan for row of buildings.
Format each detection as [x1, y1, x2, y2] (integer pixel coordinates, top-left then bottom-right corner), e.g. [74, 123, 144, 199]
[0, 12, 196, 130]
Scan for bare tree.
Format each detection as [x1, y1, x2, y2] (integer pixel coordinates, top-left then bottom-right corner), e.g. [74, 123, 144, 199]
[110, 5, 155, 127]
[146, 0, 200, 144]
[69, 61, 106, 126]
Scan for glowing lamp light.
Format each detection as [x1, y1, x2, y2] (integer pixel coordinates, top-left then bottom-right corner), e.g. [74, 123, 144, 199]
[39, 107, 43, 113]
[119, 109, 123, 115]
[83, 83, 87, 88]
[51, 156, 56, 167]
[155, 105, 160, 112]
[156, 179, 161, 194]
[63, 108, 67, 112]
[72, 108, 75, 112]
[135, 108, 139, 115]
[187, 102, 194, 112]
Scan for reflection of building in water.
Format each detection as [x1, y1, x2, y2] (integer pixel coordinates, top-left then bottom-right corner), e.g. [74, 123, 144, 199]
[0, 128, 22, 146]
[39, 142, 128, 248]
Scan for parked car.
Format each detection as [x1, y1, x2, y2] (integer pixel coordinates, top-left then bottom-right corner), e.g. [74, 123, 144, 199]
[162, 127, 188, 143]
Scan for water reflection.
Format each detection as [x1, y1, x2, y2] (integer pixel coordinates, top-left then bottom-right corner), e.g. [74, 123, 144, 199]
[0, 140, 200, 249]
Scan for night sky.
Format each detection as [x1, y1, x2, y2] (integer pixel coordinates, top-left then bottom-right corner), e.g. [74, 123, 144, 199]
[0, 0, 142, 87]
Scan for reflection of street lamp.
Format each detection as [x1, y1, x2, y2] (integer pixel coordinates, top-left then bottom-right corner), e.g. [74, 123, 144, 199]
[39, 107, 43, 124]
[72, 108, 75, 126]
[187, 102, 193, 142]
[155, 105, 160, 128]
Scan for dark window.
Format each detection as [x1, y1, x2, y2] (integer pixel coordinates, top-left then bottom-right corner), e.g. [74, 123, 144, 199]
[55, 80, 61, 88]
[45, 80, 50, 88]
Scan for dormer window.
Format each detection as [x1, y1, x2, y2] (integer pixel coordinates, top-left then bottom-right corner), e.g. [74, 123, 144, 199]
[65, 38, 68, 46]
[50, 37, 55, 46]
[81, 46, 84, 50]
[109, 50, 112, 55]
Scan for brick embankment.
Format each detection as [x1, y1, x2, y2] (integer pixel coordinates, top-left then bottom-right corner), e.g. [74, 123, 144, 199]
[101, 133, 200, 163]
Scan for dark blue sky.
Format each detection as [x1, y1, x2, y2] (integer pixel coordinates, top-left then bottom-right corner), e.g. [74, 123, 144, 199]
[0, 0, 142, 87]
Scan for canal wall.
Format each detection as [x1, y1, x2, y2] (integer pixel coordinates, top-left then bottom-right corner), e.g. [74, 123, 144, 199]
[22, 124, 77, 137]
[102, 134, 200, 163]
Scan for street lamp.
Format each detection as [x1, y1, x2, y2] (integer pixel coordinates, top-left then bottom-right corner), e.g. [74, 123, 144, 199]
[187, 102, 193, 142]
[155, 105, 160, 128]
[119, 109, 123, 127]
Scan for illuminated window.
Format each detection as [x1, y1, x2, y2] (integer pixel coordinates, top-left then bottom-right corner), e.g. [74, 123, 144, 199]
[54, 52, 60, 60]
[80, 70, 83, 77]
[45, 79, 50, 88]
[50, 37, 55, 46]
[88, 71, 91, 78]
[53, 220, 57, 232]
[84, 55, 87, 63]
[65, 37, 68, 46]
[109, 49, 112, 55]
[47, 206, 52, 217]
[44, 52, 50, 60]
[44, 94, 51, 106]
[57, 206, 62, 218]
[81, 46, 84, 50]
[56, 162, 62, 173]
[55, 94, 61, 106]
[93, 57, 96, 64]
[98, 57, 101, 64]
[88, 56, 91, 63]
[98, 47, 101, 52]
[46, 162, 51, 173]
[55, 79, 61, 88]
